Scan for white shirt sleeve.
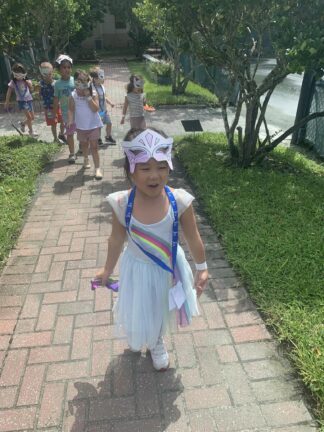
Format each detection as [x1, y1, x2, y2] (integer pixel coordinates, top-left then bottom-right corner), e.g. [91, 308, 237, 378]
[106, 191, 129, 226]
[173, 188, 195, 216]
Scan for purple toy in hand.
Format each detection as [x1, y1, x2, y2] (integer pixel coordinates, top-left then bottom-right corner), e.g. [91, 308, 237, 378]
[91, 278, 119, 292]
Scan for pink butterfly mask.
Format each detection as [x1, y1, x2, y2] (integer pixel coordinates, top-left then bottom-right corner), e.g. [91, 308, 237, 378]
[122, 129, 173, 173]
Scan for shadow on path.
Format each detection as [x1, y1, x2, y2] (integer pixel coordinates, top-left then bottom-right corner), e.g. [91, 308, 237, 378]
[66, 351, 184, 431]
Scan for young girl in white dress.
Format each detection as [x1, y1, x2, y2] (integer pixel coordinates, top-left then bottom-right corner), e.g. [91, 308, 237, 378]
[96, 128, 208, 371]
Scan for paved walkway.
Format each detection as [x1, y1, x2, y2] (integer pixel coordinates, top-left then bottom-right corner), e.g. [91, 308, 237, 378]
[0, 60, 317, 431]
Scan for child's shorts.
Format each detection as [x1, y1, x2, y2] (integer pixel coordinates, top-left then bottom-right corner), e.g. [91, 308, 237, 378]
[45, 108, 63, 126]
[64, 122, 76, 136]
[76, 127, 100, 142]
[130, 116, 146, 129]
[18, 100, 33, 112]
[99, 110, 112, 125]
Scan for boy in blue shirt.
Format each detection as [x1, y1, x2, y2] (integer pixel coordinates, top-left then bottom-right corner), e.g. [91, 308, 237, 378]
[53, 55, 76, 164]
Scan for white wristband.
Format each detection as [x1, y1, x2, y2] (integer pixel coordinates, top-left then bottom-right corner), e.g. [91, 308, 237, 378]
[195, 261, 208, 271]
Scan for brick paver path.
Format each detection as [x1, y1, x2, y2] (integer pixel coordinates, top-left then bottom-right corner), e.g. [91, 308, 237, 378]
[0, 60, 317, 431]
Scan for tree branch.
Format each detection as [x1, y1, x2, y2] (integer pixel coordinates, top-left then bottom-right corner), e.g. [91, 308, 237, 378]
[255, 111, 324, 157]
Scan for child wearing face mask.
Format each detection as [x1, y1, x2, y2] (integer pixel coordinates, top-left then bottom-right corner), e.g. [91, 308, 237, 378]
[90, 67, 116, 146]
[67, 69, 103, 180]
[95, 128, 208, 371]
[4, 63, 38, 137]
[120, 75, 147, 129]
[39, 61, 65, 143]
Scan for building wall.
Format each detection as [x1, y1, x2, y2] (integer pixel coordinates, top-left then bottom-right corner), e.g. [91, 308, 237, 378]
[82, 11, 132, 50]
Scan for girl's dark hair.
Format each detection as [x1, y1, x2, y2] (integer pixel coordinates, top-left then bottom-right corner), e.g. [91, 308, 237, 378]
[123, 127, 169, 183]
[74, 69, 93, 96]
[11, 63, 27, 81]
[89, 68, 99, 79]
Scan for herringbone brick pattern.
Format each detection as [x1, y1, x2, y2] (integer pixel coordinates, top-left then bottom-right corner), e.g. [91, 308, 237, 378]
[0, 60, 317, 431]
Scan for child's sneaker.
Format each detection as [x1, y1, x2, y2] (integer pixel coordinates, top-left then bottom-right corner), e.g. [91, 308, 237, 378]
[83, 157, 91, 169]
[29, 131, 39, 138]
[98, 138, 104, 146]
[58, 133, 67, 143]
[95, 168, 103, 180]
[150, 336, 169, 371]
[19, 121, 26, 133]
[68, 153, 76, 164]
[106, 135, 116, 145]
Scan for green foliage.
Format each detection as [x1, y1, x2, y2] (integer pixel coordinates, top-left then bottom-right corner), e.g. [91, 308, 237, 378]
[0, 136, 59, 269]
[176, 132, 324, 422]
[69, 0, 107, 50]
[128, 60, 217, 106]
[157, 0, 324, 165]
[134, 0, 191, 94]
[0, 0, 107, 60]
[149, 61, 172, 77]
[0, 0, 27, 51]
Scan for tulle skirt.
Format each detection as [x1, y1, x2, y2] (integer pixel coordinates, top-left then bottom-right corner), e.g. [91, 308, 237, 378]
[114, 245, 199, 350]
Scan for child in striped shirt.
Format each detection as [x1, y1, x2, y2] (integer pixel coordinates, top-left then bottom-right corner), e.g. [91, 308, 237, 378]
[120, 75, 146, 129]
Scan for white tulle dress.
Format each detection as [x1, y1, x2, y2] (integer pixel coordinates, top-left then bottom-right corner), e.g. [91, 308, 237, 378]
[106, 188, 199, 351]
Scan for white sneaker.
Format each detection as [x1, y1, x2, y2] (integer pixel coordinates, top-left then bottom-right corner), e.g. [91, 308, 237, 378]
[150, 336, 169, 371]
[83, 157, 91, 169]
[29, 131, 39, 138]
[95, 168, 103, 180]
[68, 153, 76, 164]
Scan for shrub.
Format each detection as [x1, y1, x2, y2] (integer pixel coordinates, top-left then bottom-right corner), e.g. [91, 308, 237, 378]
[148, 61, 173, 77]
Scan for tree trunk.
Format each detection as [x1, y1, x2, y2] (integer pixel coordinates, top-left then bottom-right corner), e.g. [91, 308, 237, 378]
[242, 100, 258, 166]
[42, 32, 49, 61]
[221, 100, 239, 159]
[172, 53, 183, 95]
[291, 71, 316, 146]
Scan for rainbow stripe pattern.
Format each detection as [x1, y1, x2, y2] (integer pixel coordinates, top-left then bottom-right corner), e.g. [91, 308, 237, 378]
[129, 224, 192, 328]
[130, 225, 172, 268]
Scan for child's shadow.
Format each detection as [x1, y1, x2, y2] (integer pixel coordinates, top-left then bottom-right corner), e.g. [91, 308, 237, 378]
[66, 350, 184, 431]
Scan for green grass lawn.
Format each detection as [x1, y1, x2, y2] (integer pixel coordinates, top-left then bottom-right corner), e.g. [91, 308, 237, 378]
[127, 60, 218, 107]
[0, 136, 59, 269]
[175, 132, 324, 425]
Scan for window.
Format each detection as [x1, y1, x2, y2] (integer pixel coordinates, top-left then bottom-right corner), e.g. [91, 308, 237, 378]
[114, 17, 126, 30]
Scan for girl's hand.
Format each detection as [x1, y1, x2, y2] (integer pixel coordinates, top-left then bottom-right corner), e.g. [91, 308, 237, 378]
[120, 116, 125, 124]
[110, 103, 115, 108]
[95, 268, 111, 287]
[194, 269, 208, 297]
[84, 89, 91, 97]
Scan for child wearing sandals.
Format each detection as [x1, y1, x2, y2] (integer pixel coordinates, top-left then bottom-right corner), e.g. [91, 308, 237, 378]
[4, 63, 38, 137]
[96, 128, 208, 371]
[67, 69, 103, 180]
[120, 75, 146, 129]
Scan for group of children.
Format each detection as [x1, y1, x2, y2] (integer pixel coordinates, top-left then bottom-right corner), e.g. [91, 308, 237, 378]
[4, 54, 209, 373]
[4, 54, 118, 180]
